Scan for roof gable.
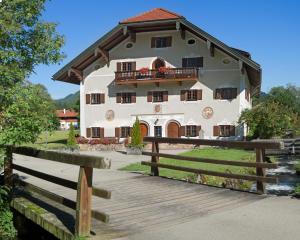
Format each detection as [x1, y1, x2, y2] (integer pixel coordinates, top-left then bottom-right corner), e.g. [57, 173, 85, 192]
[120, 8, 183, 23]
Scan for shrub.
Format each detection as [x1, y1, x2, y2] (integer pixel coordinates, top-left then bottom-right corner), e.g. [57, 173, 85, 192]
[295, 184, 300, 194]
[67, 123, 78, 150]
[129, 117, 143, 149]
[0, 186, 17, 239]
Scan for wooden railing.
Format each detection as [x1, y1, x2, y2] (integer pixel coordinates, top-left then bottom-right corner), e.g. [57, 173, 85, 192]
[141, 137, 284, 194]
[4, 146, 111, 237]
[115, 67, 199, 83]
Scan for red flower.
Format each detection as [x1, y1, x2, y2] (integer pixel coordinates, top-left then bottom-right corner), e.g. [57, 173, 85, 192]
[158, 67, 170, 73]
[138, 67, 149, 74]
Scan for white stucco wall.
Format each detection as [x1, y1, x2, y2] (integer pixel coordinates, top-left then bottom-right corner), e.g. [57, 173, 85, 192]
[81, 30, 252, 139]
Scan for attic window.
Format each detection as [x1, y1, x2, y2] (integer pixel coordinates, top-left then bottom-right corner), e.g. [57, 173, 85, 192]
[222, 58, 231, 64]
[125, 42, 133, 49]
[187, 39, 196, 45]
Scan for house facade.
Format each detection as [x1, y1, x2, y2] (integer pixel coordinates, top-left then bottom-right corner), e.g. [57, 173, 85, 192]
[53, 8, 261, 140]
[56, 109, 79, 130]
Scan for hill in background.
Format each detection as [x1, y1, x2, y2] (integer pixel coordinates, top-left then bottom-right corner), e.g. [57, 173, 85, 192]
[55, 91, 80, 110]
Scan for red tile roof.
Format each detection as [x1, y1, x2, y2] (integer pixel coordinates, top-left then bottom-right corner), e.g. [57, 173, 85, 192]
[120, 8, 183, 24]
[56, 109, 78, 118]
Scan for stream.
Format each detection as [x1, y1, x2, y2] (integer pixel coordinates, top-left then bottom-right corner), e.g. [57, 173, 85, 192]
[266, 154, 300, 195]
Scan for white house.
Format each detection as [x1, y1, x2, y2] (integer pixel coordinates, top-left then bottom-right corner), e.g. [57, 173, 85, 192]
[53, 8, 261, 140]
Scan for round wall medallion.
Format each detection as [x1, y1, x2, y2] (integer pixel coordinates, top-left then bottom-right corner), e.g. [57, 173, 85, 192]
[202, 107, 213, 119]
[105, 110, 115, 121]
[154, 104, 161, 113]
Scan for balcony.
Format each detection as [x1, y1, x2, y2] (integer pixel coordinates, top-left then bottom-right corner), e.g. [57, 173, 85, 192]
[115, 68, 199, 86]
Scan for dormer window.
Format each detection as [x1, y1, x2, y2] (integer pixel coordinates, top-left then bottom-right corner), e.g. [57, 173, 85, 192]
[125, 42, 133, 49]
[151, 36, 172, 48]
[187, 38, 196, 45]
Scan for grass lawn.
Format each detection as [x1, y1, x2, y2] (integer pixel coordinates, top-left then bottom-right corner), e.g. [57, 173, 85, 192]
[120, 148, 258, 189]
[22, 130, 79, 150]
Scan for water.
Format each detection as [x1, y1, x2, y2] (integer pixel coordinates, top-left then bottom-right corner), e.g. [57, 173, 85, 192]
[265, 155, 300, 195]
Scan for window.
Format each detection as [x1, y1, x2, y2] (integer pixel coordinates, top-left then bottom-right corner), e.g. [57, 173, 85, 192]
[219, 125, 235, 137]
[151, 37, 172, 48]
[187, 90, 198, 101]
[187, 39, 196, 45]
[121, 127, 131, 138]
[90, 93, 104, 104]
[154, 126, 162, 137]
[215, 88, 237, 100]
[91, 127, 100, 138]
[116, 62, 136, 72]
[122, 62, 133, 72]
[91, 93, 100, 104]
[122, 93, 132, 103]
[153, 91, 164, 102]
[148, 91, 168, 102]
[182, 57, 203, 68]
[125, 42, 133, 49]
[180, 90, 202, 101]
[116, 92, 136, 104]
[186, 125, 197, 137]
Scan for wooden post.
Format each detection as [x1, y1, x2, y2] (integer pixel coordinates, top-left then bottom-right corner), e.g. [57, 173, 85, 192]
[255, 148, 265, 194]
[4, 146, 13, 187]
[75, 166, 93, 236]
[151, 140, 159, 176]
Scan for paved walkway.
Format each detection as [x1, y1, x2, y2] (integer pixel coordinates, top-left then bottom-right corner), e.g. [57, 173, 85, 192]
[13, 151, 300, 240]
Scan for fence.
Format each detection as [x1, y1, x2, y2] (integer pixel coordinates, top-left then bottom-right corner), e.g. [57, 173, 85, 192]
[4, 146, 111, 236]
[141, 137, 283, 194]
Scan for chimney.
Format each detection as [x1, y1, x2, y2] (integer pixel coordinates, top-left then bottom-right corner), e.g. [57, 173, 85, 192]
[63, 109, 66, 114]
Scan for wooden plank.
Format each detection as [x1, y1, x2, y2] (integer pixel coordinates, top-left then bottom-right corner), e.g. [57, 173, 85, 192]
[11, 146, 108, 169]
[141, 161, 277, 183]
[142, 151, 278, 169]
[92, 187, 111, 199]
[11, 197, 74, 240]
[75, 166, 93, 236]
[143, 137, 283, 149]
[151, 141, 159, 176]
[14, 178, 77, 209]
[14, 179, 110, 224]
[256, 148, 265, 194]
[13, 164, 78, 190]
[91, 210, 110, 223]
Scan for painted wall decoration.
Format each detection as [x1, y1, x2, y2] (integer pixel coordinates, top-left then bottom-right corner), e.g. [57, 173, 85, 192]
[202, 107, 213, 119]
[105, 110, 115, 121]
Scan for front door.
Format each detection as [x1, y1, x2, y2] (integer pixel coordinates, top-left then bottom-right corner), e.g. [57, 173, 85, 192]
[167, 122, 180, 138]
[140, 123, 148, 139]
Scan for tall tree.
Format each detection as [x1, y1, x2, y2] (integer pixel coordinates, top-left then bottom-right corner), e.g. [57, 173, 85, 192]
[0, 0, 65, 144]
[0, 1, 64, 237]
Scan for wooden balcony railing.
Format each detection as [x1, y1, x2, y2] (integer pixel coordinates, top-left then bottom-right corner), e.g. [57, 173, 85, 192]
[115, 68, 199, 85]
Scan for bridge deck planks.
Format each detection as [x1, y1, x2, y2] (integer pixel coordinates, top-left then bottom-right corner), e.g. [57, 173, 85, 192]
[13, 172, 264, 240]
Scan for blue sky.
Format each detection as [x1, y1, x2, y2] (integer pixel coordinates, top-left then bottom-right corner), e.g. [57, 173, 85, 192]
[29, 0, 300, 99]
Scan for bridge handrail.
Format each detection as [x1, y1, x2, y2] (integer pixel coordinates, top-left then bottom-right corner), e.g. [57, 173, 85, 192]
[142, 137, 283, 194]
[3, 145, 110, 237]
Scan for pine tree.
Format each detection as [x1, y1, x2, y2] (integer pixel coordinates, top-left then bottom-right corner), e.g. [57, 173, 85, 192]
[130, 117, 143, 148]
[67, 123, 77, 150]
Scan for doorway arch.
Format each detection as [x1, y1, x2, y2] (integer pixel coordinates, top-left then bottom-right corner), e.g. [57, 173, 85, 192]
[167, 121, 180, 138]
[152, 58, 166, 69]
[139, 121, 149, 139]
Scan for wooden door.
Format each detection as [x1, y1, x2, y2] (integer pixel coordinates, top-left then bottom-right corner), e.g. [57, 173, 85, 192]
[140, 123, 148, 139]
[167, 122, 180, 138]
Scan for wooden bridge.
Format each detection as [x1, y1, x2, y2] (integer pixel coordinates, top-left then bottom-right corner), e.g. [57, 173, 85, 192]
[3, 138, 283, 239]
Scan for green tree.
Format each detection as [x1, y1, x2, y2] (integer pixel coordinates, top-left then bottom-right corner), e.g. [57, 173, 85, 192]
[0, 1, 64, 237]
[67, 123, 77, 150]
[130, 117, 143, 148]
[0, 82, 59, 145]
[239, 101, 299, 139]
